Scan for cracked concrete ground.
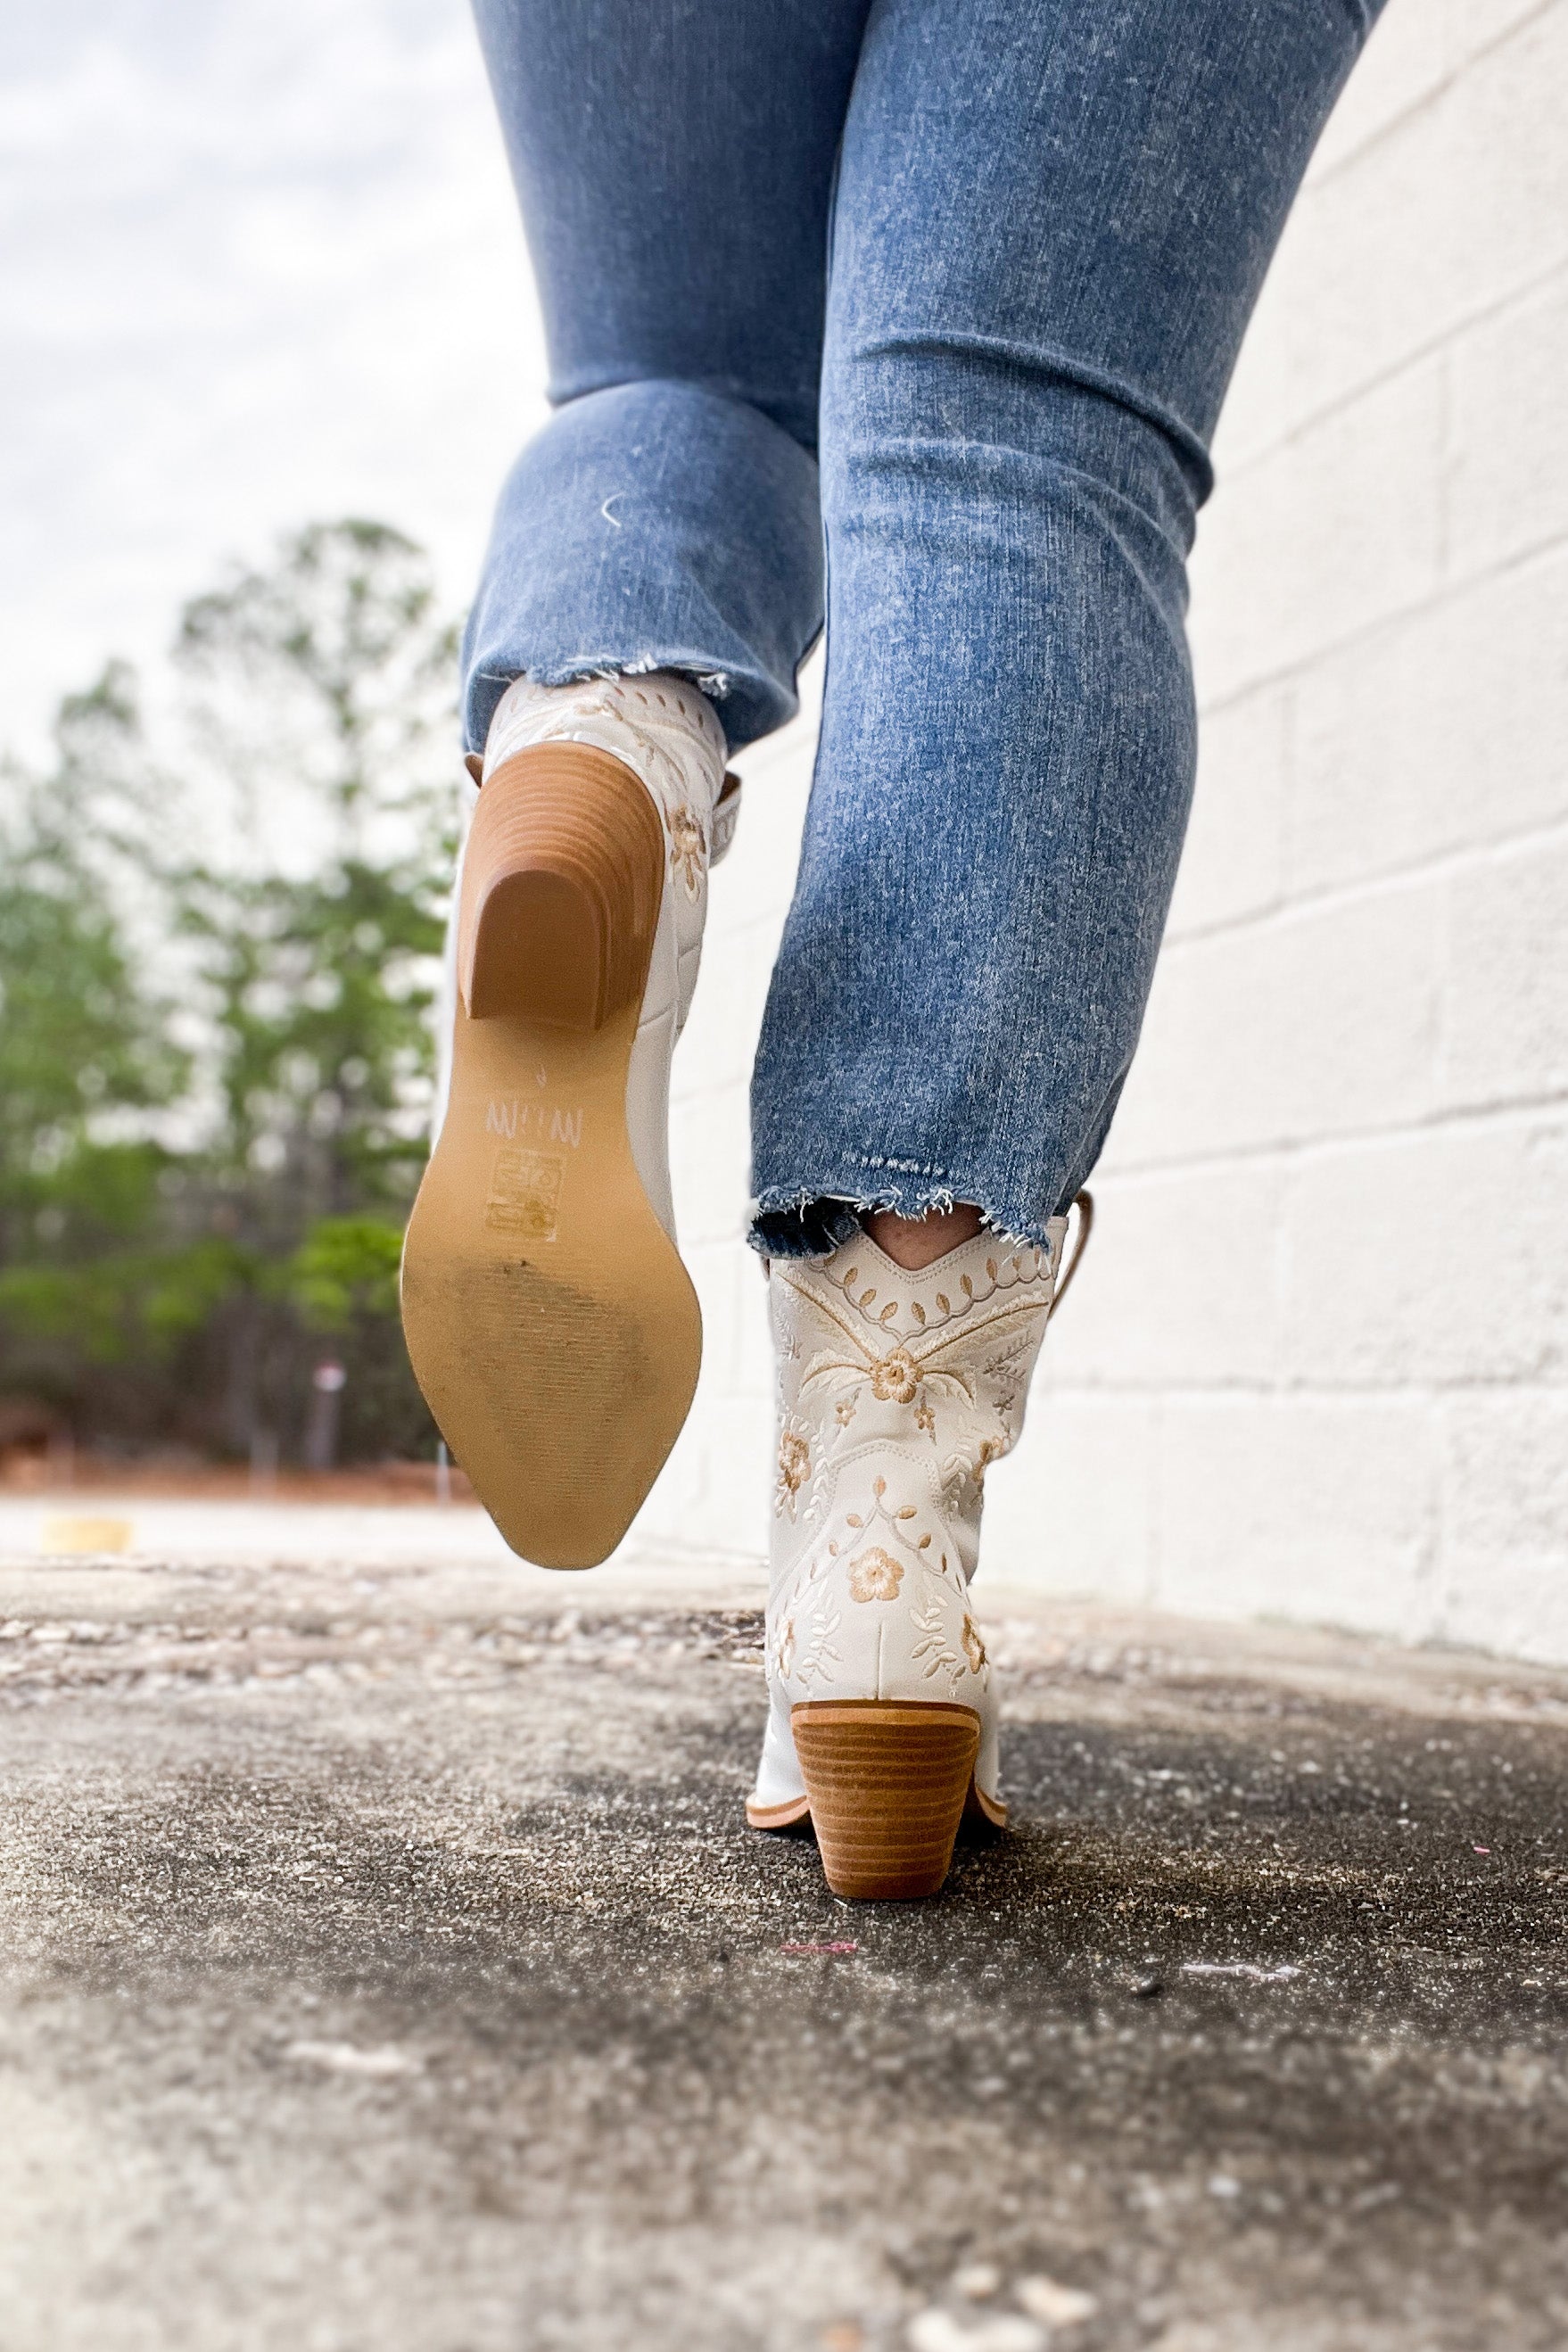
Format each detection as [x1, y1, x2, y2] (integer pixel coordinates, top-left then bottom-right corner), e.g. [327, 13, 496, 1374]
[4, 1533, 1568, 2352]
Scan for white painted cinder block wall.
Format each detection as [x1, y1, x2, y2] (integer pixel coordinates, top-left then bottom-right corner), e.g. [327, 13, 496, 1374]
[633, 0, 1568, 1663]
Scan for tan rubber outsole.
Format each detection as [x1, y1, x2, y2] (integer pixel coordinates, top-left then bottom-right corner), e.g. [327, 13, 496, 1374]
[786, 1700, 987, 1900]
[400, 743, 701, 1570]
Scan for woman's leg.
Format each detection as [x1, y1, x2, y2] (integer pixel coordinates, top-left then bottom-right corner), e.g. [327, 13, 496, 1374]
[409, 4, 882, 1567]
[461, 0, 873, 754]
[750, 0, 1386, 1254]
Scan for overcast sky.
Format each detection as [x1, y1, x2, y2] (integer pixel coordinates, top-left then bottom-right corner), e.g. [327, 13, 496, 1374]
[0, 0, 549, 760]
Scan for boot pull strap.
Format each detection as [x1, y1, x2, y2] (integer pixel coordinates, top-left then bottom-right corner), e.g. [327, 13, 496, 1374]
[464, 752, 483, 787]
[1050, 1190, 1095, 1313]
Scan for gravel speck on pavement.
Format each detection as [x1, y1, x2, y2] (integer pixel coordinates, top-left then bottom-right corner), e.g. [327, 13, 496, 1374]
[4, 1539, 1568, 2350]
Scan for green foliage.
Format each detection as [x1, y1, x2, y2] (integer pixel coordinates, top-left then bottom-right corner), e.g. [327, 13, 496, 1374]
[285, 1217, 405, 1328]
[177, 854, 442, 1223]
[0, 722, 184, 1248]
[0, 521, 458, 1462]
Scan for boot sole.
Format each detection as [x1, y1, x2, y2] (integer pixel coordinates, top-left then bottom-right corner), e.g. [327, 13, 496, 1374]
[785, 1699, 996, 1900]
[400, 742, 701, 1569]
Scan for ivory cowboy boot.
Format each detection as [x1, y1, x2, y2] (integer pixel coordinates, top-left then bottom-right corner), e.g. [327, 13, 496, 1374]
[401, 673, 739, 1569]
[747, 1200, 1092, 1898]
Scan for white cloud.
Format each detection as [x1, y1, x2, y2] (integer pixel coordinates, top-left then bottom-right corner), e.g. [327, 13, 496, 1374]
[0, 0, 548, 758]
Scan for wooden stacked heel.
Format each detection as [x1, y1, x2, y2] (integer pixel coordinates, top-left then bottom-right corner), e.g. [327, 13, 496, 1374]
[400, 744, 701, 1570]
[458, 745, 665, 1028]
[790, 1701, 982, 1899]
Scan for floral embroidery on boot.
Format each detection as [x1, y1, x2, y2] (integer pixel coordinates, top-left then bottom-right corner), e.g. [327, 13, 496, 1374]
[747, 1215, 1073, 1827]
[847, 1547, 904, 1603]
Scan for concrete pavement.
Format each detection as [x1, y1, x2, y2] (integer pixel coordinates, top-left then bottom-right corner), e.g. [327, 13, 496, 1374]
[4, 1525, 1568, 2350]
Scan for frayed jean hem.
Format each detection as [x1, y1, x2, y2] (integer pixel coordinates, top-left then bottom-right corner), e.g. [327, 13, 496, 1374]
[747, 1160, 1065, 1260]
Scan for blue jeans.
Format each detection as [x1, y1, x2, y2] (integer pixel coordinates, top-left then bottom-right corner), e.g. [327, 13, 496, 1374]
[463, 0, 1385, 1254]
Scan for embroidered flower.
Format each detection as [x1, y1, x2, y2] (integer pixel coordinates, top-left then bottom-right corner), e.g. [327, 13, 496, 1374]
[835, 1397, 856, 1427]
[869, 1346, 920, 1405]
[847, 1546, 904, 1603]
[961, 1615, 986, 1673]
[914, 1399, 936, 1437]
[774, 1420, 811, 1517]
[668, 804, 706, 895]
